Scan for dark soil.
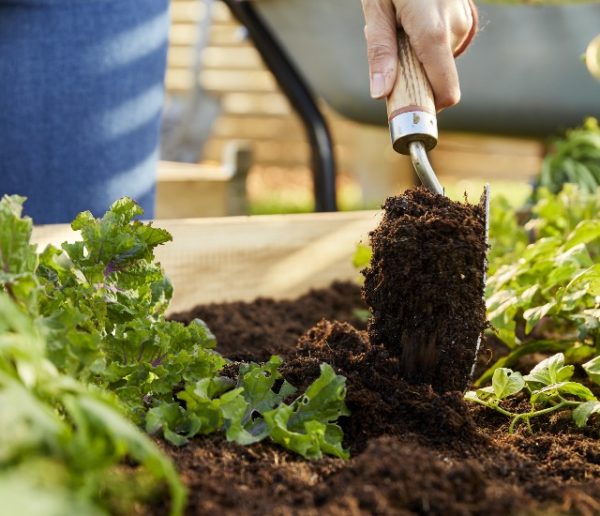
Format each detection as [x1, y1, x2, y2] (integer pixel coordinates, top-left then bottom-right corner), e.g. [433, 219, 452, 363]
[156, 282, 600, 516]
[169, 281, 366, 362]
[363, 188, 487, 392]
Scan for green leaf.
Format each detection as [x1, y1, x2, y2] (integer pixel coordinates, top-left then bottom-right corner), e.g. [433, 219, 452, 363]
[352, 243, 372, 270]
[564, 219, 600, 250]
[66, 395, 185, 516]
[524, 353, 574, 388]
[0, 195, 38, 276]
[530, 381, 596, 405]
[237, 356, 293, 416]
[523, 302, 555, 334]
[263, 364, 350, 460]
[583, 355, 600, 386]
[556, 382, 596, 401]
[573, 401, 600, 428]
[475, 340, 574, 387]
[0, 461, 104, 516]
[146, 403, 191, 446]
[491, 368, 525, 400]
[219, 389, 264, 445]
[565, 264, 600, 296]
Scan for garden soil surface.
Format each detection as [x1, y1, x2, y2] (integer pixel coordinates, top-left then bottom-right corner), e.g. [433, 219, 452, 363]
[160, 190, 599, 515]
[162, 282, 600, 516]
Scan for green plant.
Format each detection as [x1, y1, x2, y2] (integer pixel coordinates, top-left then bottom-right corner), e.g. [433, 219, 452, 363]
[539, 117, 600, 196]
[466, 353, 600, 432]
[0, 194, 353, 514]
[0, 196, 185, 514]
[1, 195, 349, 461]
[487, 195, 529, 274]
[0, 293, 184, 515]
[481, 185, 600, 383]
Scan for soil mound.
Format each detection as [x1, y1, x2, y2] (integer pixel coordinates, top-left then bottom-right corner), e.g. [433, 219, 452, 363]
[282, 320, 481, 453]
[170, 281, 365, 361]
[313, 435, 525, 516]
[363, 187, 487, 392]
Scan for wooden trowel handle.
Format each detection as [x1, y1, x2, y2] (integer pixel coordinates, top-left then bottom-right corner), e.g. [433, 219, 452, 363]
[386, 30, 438, 155]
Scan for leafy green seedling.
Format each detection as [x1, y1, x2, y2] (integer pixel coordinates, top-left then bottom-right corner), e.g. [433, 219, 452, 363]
[466, 353, 600, 432]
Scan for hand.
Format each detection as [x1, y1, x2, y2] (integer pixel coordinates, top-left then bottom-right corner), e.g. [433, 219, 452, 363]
[361, 0, 477, 110]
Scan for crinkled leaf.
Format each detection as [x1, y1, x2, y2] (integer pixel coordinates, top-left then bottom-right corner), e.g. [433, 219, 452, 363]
[0, 195, 38, 276]
[262, 364, 349, 460]
[237, 356, 296, 417]
[263, 403, 348, 460]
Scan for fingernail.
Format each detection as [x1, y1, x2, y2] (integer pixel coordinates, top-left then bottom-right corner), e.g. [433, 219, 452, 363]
[370, 73, 385, 98]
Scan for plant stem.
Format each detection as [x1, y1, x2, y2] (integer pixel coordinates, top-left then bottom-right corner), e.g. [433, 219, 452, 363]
[508, 401, 570, 433]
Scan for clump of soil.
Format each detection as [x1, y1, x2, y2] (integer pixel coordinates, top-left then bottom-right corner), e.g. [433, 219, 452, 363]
[169, 281, 365, 361]
[363, 187, 487, 392]
[281, 320, 480, 453]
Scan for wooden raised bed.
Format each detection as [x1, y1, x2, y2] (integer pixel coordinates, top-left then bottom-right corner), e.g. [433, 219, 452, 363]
[32, 211, 380, 313]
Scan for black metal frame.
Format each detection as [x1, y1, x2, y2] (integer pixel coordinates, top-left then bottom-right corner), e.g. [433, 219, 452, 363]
[221, 0, 337, 212]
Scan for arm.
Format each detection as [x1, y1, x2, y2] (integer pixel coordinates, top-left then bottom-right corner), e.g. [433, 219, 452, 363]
[361, 0, 478, 110]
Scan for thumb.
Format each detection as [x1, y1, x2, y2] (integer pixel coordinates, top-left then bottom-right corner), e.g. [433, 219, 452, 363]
[361, 0, 398, 99]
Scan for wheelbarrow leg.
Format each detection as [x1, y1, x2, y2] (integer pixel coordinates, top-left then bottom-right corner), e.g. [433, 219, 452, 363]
[220, 0, 337, 212]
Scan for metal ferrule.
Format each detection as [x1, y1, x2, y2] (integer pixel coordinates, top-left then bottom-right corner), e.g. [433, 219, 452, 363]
[389, 110, 438, 155]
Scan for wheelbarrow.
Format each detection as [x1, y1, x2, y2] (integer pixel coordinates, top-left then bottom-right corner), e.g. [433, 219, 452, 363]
[221, 0, 600, 208]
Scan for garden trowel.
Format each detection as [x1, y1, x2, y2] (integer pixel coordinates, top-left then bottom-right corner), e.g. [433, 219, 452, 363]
[385, 30, 490, 388]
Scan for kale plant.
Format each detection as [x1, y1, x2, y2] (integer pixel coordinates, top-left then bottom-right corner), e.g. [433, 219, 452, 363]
[1, 195, 349, 462]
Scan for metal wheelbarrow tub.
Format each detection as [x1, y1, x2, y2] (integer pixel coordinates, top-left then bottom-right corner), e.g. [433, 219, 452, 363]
[251, 0, 600, 136]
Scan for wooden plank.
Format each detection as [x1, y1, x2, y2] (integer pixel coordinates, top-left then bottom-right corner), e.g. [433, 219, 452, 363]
[208, 25, 249, 47]
[165, 69, 195, 93]
[170, 1, 206, 23]
[31, 211, 380, 313]
[170, 23, 199, 46]
[212, 115, 357, 143]
[156, 181, 232, 219]
[201, 69, 277, 93]
[221, 92, 291, 116]
[202, 46, 263, 69]
[202, 139, 311, 167]
[212, 2, 234, 23]
[158, 161, 233, 182]
[167, 46, 196, 68]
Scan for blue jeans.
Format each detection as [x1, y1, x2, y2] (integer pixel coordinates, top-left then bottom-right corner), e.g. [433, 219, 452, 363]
[0, 0, 169, 224]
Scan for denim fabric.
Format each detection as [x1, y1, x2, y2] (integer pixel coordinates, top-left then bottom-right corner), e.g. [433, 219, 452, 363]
[0, 0, 169, 224]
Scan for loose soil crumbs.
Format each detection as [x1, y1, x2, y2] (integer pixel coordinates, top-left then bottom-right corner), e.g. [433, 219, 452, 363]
[363, 187, 487, 392]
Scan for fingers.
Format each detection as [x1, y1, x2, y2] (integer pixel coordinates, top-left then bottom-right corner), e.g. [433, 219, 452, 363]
[361, 0, 398, 99]
[450, 0, 478, 58]
[404, 19, 462, 110]
[396, 0, 475, 111]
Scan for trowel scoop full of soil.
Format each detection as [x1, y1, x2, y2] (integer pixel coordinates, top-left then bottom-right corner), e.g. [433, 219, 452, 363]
[363, 187, 488, 393]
